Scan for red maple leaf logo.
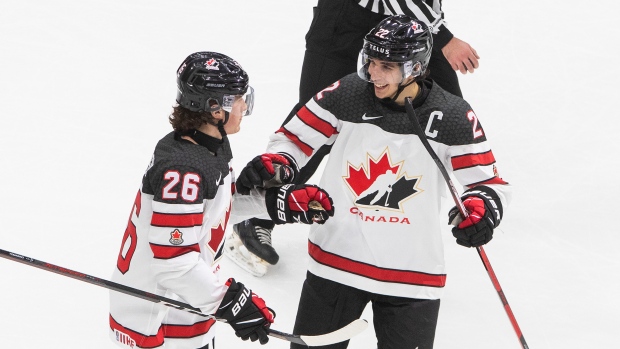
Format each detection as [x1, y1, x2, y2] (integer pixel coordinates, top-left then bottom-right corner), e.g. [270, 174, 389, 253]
[343, 150, 401, 196]
[207, 201, 231, 258]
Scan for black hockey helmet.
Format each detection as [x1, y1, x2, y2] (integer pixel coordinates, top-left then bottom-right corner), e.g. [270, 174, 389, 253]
[357, 15, 433, 83]
[176, 52, 254, 115]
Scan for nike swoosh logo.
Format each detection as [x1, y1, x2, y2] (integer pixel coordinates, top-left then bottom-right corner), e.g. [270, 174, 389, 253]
[361, 114, 383, 120]
[215, 172, 222, 186]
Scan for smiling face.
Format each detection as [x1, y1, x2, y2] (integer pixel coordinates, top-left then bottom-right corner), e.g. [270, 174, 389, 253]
[367, 58, 406, 100]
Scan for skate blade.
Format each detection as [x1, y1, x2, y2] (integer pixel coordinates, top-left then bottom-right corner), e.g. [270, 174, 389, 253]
[224, 236, 269, 277]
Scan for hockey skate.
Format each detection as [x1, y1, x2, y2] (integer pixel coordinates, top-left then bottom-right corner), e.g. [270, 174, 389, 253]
[224, 219, 279, 277]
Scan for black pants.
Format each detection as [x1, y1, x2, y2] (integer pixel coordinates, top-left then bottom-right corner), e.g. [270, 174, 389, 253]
[291, 272, 440, 349]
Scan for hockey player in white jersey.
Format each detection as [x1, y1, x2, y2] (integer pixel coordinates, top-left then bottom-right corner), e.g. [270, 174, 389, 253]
[109, 51, 334, 349]
[236, 16, 511, 349]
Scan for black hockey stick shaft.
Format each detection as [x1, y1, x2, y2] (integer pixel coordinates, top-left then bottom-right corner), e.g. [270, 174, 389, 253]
[0, 248, 361, 346]
[404, 98, 529, 349]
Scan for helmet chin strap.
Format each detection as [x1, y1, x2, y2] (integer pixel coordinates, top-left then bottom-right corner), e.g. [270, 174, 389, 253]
[205, 108, 229, 139]
[390, 78, 416, 103]
[390, 62, 422, 102]
[217, 110, 229, 138]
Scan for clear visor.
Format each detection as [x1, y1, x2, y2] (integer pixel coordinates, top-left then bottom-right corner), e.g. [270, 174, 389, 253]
[357, 50, 416, 85]
[221, 85, 254, 116]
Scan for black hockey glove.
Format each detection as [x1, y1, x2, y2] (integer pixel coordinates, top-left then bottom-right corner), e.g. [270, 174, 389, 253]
[266, 184, 334, 224]
[215, 278, 275, 345]
[448, 187, 503, 248]
[236, 153, 297, 195]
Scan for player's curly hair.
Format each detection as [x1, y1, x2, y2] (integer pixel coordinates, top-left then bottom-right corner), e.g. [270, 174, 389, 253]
[169, 105, 218, 135]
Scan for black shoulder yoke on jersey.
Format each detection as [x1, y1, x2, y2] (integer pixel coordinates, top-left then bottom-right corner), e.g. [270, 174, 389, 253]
[142, 131, 233, 202]
[316, 73, 486, 146]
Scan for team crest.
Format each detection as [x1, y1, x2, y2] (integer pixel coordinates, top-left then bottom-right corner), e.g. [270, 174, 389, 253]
[411, 22, 423, 33]
[169, 229, 184, 245]
[205, 58, 220, 70]
[343, 149, 422, 212]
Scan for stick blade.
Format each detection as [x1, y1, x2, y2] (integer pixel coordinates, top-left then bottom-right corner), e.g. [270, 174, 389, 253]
[300, 319, 368, 346]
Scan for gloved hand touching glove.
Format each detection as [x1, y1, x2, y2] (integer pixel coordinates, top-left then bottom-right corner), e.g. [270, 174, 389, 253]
[236, 153, 297, 195]
[266, 184, 334, 224]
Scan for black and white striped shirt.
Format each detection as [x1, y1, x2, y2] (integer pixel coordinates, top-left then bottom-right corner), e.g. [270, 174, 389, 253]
[356, 0, 453, 49]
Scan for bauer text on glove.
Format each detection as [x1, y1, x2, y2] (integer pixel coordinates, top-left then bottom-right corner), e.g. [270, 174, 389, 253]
[215, 278, 275, 345]
[265, 184, 334, 224]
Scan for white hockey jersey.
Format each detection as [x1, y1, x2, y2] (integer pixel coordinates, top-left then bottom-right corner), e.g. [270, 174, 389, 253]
[267, 74, 511, 300]
[109, 132, 269, 349]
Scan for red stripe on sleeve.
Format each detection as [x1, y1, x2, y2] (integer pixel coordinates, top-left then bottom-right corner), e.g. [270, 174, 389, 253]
[296, 106, 337, 137]
[276, 127, 314, 156]
[150, 243, 200, 259]
[163, 319, 216, 338]
[451, 151, 496, 170]
[308, 240, 446, 288]
[151, 212, 203, 228]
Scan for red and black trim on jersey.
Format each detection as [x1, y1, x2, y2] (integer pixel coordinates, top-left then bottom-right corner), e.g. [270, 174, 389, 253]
[150, 243, 200, 260]
[296, 105, 339, 138]
[151, 212, 204, 228]
[276, 126, 314, 156]
[450, 149, 508, 187]
[275, 98, 340, 157]
[110, 315, 215, 348]
[451, 150, 496, 170]
[308, 240, 446, 287]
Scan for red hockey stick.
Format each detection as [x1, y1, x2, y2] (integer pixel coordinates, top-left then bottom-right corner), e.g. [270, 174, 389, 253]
[405, 98, 529, 349]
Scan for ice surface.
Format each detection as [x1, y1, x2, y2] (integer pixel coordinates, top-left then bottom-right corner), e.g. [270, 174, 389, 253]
[0, 1, 618, 348]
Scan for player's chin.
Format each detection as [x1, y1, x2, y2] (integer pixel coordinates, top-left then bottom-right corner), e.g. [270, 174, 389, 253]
[226, 125, 241, 135]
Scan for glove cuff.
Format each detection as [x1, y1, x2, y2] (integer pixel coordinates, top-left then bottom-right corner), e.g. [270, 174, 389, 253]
[462, 186, 503, 227]
[277, 152, 299, 181]
[265, 185, 293, 225]
[215, 278, 241, 317]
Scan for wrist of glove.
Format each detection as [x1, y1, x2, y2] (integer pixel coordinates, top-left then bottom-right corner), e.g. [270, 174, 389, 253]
[236, 153, 298, 195]
[448, 187, 503, 248]
[215, 278, 275, 345]
[265, 184, 334, 224]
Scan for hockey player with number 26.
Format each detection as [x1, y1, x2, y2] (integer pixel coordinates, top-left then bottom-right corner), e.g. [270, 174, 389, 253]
[108, 52, 334, 349]
[238, 15, 512, 349]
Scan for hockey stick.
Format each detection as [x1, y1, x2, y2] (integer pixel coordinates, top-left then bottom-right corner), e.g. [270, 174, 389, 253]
[0, 248, 367, 347]
[404, 98, 529, 349]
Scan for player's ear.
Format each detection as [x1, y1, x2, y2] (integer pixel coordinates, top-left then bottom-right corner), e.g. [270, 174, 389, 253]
[211, 108, 225, 121]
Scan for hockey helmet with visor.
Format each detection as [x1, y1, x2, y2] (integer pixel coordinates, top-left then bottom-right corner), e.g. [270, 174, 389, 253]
[357, 15, 433, 84]
[176, 52, 254, 117]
